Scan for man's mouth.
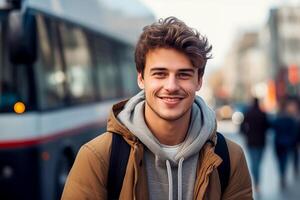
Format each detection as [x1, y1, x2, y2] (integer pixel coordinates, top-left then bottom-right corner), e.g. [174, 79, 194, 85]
[158, 96, 184, 104]
[160, 97, 181, 101]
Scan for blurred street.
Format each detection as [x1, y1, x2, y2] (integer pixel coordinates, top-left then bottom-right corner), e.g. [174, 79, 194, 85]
[218, 120, 300, 200]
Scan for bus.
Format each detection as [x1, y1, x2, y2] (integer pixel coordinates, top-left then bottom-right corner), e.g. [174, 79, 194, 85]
[0, 0, 154, 199]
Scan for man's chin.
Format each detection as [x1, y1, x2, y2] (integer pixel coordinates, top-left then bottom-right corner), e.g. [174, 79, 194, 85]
[157, 112, 185, 122]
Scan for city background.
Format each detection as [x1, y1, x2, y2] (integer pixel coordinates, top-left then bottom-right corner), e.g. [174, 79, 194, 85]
[0, 0, 300, 199]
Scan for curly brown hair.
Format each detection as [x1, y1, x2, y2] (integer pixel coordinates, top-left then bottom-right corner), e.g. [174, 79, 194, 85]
[135, 16, 212, 78]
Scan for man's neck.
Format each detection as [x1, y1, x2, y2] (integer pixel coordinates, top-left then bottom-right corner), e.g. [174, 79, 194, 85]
[144, 107, 191, 146]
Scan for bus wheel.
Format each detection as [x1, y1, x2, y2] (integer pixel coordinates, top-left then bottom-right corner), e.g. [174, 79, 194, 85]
[56, 152, 73, 199]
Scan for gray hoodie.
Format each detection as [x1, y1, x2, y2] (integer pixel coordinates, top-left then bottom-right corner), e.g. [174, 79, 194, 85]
[118, 91, 216, 200]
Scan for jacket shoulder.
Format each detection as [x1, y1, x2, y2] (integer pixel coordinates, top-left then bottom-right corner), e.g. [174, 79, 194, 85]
[85, 132, 113, 159]
[222, 137, 253, 199]
[225, 138, 248, 175]
[225, 138, 244, 159]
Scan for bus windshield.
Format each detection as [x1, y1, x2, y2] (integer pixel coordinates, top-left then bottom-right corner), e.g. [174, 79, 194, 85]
[0, 18, 33, 113]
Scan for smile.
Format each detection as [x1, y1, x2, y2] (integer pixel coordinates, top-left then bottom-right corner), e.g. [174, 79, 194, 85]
[158, 96, 184, 104]
[161, 97, 181, 101]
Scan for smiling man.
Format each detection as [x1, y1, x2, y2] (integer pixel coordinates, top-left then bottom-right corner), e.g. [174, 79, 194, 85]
[62, 17, 253, 200]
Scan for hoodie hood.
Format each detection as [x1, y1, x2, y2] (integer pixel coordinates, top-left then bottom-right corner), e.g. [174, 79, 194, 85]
[117, 90, 217, 166]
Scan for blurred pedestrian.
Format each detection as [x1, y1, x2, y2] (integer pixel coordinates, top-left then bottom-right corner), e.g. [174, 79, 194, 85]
[285, 98, 300, 178]
[241, 97, 269, 192]
[295, 120, 300, 177]
[293, 111, 300, 177]
[271, 100, 298, 189]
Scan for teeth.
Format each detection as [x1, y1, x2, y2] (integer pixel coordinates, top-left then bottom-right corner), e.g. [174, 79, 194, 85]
[162, 97, 180, 102]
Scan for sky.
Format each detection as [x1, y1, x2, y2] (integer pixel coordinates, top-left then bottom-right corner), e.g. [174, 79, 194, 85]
[140, 0, 290, 72]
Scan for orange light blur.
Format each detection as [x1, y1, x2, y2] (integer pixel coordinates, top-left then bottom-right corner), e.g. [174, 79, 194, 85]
[288, 64, 299, 85]
[264, 80, 277, 112]
[13, 102, 26, 114]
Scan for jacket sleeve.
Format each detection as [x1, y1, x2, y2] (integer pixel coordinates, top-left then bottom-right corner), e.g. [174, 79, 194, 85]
[61, 135, 111, 200]
[222, 142, 253, 200]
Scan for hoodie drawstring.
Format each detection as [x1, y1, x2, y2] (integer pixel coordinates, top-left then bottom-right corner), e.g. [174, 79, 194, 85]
[178, 157, 184, 200]
[166, 158, 185, 200]
[166, 160, 173, 200]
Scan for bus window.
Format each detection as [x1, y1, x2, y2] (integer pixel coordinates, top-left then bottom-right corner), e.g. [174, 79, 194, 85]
[35, 15, 66, 109]
[93, 37, 121, 100]
[118, 45, 139, 96]
[0, 18, 32, 112]
[59, 23, 96, 104]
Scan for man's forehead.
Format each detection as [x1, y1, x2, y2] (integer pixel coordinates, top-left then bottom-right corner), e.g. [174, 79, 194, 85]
[143, 48, 198, 72]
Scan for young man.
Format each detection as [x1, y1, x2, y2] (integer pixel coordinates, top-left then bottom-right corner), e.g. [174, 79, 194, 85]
[62, 17, 253, 199]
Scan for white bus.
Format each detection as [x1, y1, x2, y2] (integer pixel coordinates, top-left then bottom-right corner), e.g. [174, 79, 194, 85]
[0, 0, 154, 199]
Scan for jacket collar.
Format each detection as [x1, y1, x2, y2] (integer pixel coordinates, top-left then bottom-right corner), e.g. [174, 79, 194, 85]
[107, 100, 139, 144]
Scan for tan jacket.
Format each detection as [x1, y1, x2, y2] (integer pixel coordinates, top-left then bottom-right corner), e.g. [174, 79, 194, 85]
[62, 101, 253, 200]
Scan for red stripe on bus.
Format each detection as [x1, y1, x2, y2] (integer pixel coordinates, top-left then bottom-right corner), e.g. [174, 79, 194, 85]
[0, 121, 106, 149]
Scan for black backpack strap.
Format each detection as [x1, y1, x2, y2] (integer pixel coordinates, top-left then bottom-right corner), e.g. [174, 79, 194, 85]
[215, 132, 230, 196]
[107, 133, 131, 200]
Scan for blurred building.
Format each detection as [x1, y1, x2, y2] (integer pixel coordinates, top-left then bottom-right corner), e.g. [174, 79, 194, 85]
[220, 31, 269, 104]
[267, 5, 300, 101]
[215, 4, 300, 111]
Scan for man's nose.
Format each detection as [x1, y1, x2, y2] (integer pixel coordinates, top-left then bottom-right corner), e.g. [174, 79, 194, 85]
[164, 76, 180, 92]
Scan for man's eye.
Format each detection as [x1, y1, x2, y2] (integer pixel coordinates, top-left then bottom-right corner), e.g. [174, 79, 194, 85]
[178, 73, 192, 79]
[153, 72, 166, 77]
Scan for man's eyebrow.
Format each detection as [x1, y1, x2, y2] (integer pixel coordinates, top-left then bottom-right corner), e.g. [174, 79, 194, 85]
[178, 69, 196, 73]
[150, 67, 167, 72]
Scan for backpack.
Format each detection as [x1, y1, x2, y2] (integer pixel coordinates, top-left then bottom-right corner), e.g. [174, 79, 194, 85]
[107, 132, 230, 199]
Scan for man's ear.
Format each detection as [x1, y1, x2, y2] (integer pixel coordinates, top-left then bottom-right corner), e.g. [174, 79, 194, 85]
[137, 72, 144, 89]
[196, 77, 202, 91]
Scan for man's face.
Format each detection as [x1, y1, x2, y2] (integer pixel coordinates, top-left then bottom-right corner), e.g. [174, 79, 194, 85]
[138, 48, 202, 122]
